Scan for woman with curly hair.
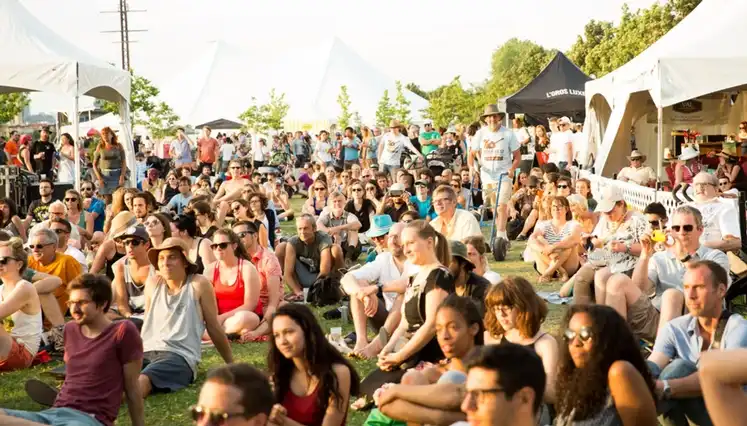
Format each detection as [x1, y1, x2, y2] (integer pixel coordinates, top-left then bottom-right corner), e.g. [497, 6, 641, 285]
[484, 277, 558, 409]
[555, 304, 657, 426]
[267, 303, 360, 426]
[92, 126, 126, 202]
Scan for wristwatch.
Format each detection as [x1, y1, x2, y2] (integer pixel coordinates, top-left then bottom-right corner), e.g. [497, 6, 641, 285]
[679, 254, 692, 264]
[662, 380, 672, 399]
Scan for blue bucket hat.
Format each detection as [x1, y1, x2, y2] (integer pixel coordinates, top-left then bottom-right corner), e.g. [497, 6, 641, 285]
[366, 215, 393, 239]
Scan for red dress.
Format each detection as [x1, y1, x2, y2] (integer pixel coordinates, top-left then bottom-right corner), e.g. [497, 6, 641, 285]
[212, 259, 262, 315]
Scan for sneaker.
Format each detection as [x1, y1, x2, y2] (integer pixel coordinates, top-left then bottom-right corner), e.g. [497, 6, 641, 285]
[516, 234, 527, 241]
[45, 325, 65, 354]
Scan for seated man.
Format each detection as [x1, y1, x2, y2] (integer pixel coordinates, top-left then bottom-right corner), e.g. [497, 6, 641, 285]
[317, 191, 362, 263]
[140, 238, 233, 397]
[602, 206, 730, 343]
[0, 274, 145, 426]
[110, 223, 152, 322]
[0, 238, 42, 373]
[685, 172, 741, 252]
[429, 185, 481, 241]
[49, 218, 87, 273]
[29, 201, 83, 246]
[648, 260, 747, 426]
[276, 214, 344, 302]
[194, 363, 275, 426]
[341, 216, 406, 358]
[617, 150, 656, 187]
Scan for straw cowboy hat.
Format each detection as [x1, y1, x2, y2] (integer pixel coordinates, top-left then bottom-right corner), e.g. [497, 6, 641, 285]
[679, 146, 700, 161]
[108, 211, 138, 238]
[480, 104, 506, 119]
[627, 150, 647, 162]
[147, 237, 199, 275]
[717, 151, 739, 163]
[389, 119, 405, 130]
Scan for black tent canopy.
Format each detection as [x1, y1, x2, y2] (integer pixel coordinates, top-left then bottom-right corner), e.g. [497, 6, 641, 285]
[498, 52, 591, 127]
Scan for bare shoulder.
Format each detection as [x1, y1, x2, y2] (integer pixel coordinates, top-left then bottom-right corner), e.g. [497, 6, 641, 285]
[191, 274, 214, 295]
[608, 360, 638, 381]
[332, 363, 351, 381]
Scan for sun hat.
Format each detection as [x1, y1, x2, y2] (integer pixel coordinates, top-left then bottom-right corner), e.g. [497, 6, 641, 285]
[679, 146, 700, 161]
[390, 183, 406, 193]
[480, 104, 506, 119]
[627, 150, 646, 162]
[389, 119, 404, 130]
[366, 215, 393, 239]
[450, 240, 474, 268]
[108, 211, 138, 238]
[595, 186, 625, 213]
[147, 237, 198, 274]
[717, 151, 738, 162]
[112, 223, 149, 242]
[445, 126, 457, 135]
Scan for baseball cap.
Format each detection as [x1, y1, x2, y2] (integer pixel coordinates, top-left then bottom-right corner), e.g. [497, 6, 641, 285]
[558, 117, 572, 126]
[595, 186, 625, 213]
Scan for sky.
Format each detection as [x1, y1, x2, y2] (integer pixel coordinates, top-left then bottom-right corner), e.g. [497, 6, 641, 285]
[21, 0, 660, 113]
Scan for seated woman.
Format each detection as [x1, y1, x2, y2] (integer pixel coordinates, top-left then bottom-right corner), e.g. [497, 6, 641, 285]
[516, 171, 559, 241]
[484, 276, 558, 415]
[192, 200, 218, 240]
[359, 220, 453, 399]
[203, 229, 261, 337]
[267, 303, 360, 426]
[528, 196, 582, 282]
[302, 180, 329, 218]
[0, 238, 42, 372]
[372, 295, 482, 425]
[463, 235, 502, 285]
[555, 304, 657, 426]
[269, 177, 294, 221]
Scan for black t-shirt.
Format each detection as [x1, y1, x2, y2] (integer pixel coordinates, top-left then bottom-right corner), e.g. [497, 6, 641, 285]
[409, 137, 422, 155]
[383, 203, 409, 223]
[27, 199, 52, 223]
[31, 140, 56, 177]
[404, 268, 454, 331]
[344, 199, 375, 233]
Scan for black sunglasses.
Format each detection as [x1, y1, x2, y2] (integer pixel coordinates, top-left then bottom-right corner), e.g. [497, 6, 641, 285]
[64, 197, 78, 202]
[671, 224, 695, 233]
[120, 239, 143, 247]
[0, 256, 17, 265]
[649, 220, 661, 229]
[211, 242, 231, 250]
[190, 405, 246, 426]
[235, 231, 254, 238]
[564, 327, 593, 343]
[557, 184, 569, 189]
[30, 243, 53, 250]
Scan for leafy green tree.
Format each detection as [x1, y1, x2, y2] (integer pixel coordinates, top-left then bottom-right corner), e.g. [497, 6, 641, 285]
[405, 83, 429, 100]
[485, 38, 555, 102]
[102, 70, 159, 125]
[352, 111, 362, 131]
[337, 85, 352, 129]
[239, 97, 268, 134]
[567, 20, 614, 77]
[146, 102, 180, 140]
[375, 90, 395, 127]
[393, 81, 411, 123]
[424, 77, 482, 128]
[262, 89, 289, 132]
[0, 93, 30, 124]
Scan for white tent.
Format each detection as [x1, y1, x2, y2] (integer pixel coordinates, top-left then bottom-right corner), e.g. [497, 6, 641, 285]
[586, 0, 747, 176]
[0, 0, 133, 188]
[60, 113, 150, 139]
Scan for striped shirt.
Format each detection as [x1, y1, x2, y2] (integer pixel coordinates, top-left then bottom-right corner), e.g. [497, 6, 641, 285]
[536, 220, 580, 244]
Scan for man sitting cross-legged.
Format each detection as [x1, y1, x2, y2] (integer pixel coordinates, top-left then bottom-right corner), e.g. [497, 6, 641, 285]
[341, 216, 406, 358]
[276, 214, 344, 302]
[600, 205, 729, 343]
[138, 238, 233, 398]
[109, 223, 152, 324]
[0, 273, 145, 426]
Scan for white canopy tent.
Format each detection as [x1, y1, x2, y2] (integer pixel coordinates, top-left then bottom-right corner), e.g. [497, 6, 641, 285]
[60, 113, 150, 139]
[585, 0, 747, 177]
[0, 0, 133, 188]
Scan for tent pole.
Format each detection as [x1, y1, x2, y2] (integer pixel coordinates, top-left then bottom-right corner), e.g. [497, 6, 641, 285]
[656, 106, 663, 180]
[73, 95, 81, 191]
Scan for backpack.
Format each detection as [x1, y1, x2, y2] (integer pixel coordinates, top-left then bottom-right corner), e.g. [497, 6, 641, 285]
[307, 275, 342, 307]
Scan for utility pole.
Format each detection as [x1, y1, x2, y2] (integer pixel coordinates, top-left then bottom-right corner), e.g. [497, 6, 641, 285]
[101, 0, 146, 71]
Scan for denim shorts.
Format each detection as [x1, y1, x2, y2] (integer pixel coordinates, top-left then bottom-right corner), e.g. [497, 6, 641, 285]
[2, 407, 103, 426]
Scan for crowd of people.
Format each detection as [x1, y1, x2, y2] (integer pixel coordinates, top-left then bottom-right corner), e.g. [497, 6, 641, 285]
[0, 105, 746, 426]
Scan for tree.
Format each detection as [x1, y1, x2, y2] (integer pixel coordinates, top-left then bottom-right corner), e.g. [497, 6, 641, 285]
[337, 85, 352, 129]
[393, 81, 411, 124]
[146, 102, 180, 140]
[239, 97, 268, 134]
[405, 82, 429, 100]
[0, 93, 30, 124]
[485, 39, 555, 102]
[567, 20, 614, 77]
[102, 70, 159, 125]
[262, 89, 289, 132]
[375, 90, 395, 127]
[423, 77, 481, 128]
[352, 111, 362, 130]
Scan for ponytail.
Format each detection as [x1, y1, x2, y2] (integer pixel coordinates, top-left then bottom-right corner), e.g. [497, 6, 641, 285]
[434, 232, 452, 266]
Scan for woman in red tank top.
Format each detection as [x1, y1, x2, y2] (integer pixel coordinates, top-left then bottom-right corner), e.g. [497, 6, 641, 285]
[203, 229, 262, 337]
[267, 304, 360, 426]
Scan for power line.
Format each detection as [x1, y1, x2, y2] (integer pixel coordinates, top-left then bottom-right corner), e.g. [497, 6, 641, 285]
[100, 0, 147, 70]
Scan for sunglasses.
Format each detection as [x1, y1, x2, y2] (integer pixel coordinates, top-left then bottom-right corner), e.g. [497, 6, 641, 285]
[211, 242, 231, 250]
[671, 224, 695, 233]
[557, 184, 569, 189]
[190, 405, 246, 426]
[351, 188, 363, 192]
[81, 187, 93, 192]
[649, 220, 661, 229]
[30, 243, 53, 250]
[451, 184, 460, 188]
[230, 166, 241, 170]
[366, 187, 376, 191]
[120, 239, 143, 247]
[64, 197, 78, 202]
[231, 205, 242, 211]
[564, 327, 593, 343]
[235, 231, 254, 238]
[719, 182, 730, 186]
[314, 187, 326, 191]
[52, 228, 69, 235]
[0, 256, 17, 265]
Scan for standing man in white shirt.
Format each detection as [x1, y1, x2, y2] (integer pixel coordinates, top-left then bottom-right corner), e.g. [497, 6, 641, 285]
[469, 104, 521, 261]
[377, 119, 423, 179]
[548, 116, 574, 170]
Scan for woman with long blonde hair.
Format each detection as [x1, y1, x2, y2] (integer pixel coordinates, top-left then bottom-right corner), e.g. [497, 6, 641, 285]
[103, 187, 135, 234]
[92, 126, 126, 203]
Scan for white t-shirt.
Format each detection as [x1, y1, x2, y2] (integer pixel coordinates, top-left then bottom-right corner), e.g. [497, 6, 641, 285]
[617, 166, 657, 186]
[220, 143, 235, 162]
[686, 199, 741, 244]
[315, 141, 333, 163]
[379, 132, 418, 166]
[65, 246, 88, 273]
[549, 130, 573, 164]
[350, 252, 403, 310]
[473, 126, 520, 185]
[483, 270, 502, 285]
[251, 140, 264, 162]
[514, 128, 533, 160]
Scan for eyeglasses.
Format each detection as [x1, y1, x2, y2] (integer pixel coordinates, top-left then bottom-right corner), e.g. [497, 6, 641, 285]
[231, 205, 242, 211]
[314, 187, 326, 192]
[564, 327, 593, 343]
[120, 239, 143, 247]
[64, 197, 77, 202]
[719, 182, 730, 186]
[66, 299, 93, 308]
[52, 228, 69, 235]
[649, 220, 661, 229]
[350, 188, 363, 193]
[366, 187, 376, 191]
[0, 256, 17, 265]
[433, 198, 450, 205]
[557, 184, 569, 189]
[493, 305, 513, 315]
[30, 243, 53, 250]
[81, 187, 93, 192]
[249, 199, 261, 204]
[230, 166, 241, 170]
[671, 224, 695, 233]
[211, 242, 231, 250]
[235, 231, 254, 238]
[190, 405, 247, 426]
[451, 184, 460, 189]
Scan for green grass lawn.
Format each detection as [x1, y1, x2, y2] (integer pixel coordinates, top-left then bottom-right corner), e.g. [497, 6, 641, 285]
[0, 198, 566, 425]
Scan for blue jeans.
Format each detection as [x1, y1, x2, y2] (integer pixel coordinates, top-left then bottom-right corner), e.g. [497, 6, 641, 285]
[2, 407, 103, 426]
[647, 359, 713, 426]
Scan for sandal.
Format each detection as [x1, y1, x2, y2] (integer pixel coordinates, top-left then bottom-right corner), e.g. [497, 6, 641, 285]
[283, 293, 304, 302]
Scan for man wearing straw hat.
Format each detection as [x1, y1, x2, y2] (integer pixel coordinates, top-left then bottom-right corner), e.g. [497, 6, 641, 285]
[617, 150, 657, 187]
[377, 119, 423, 179]
[469, 104, 520, 261]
